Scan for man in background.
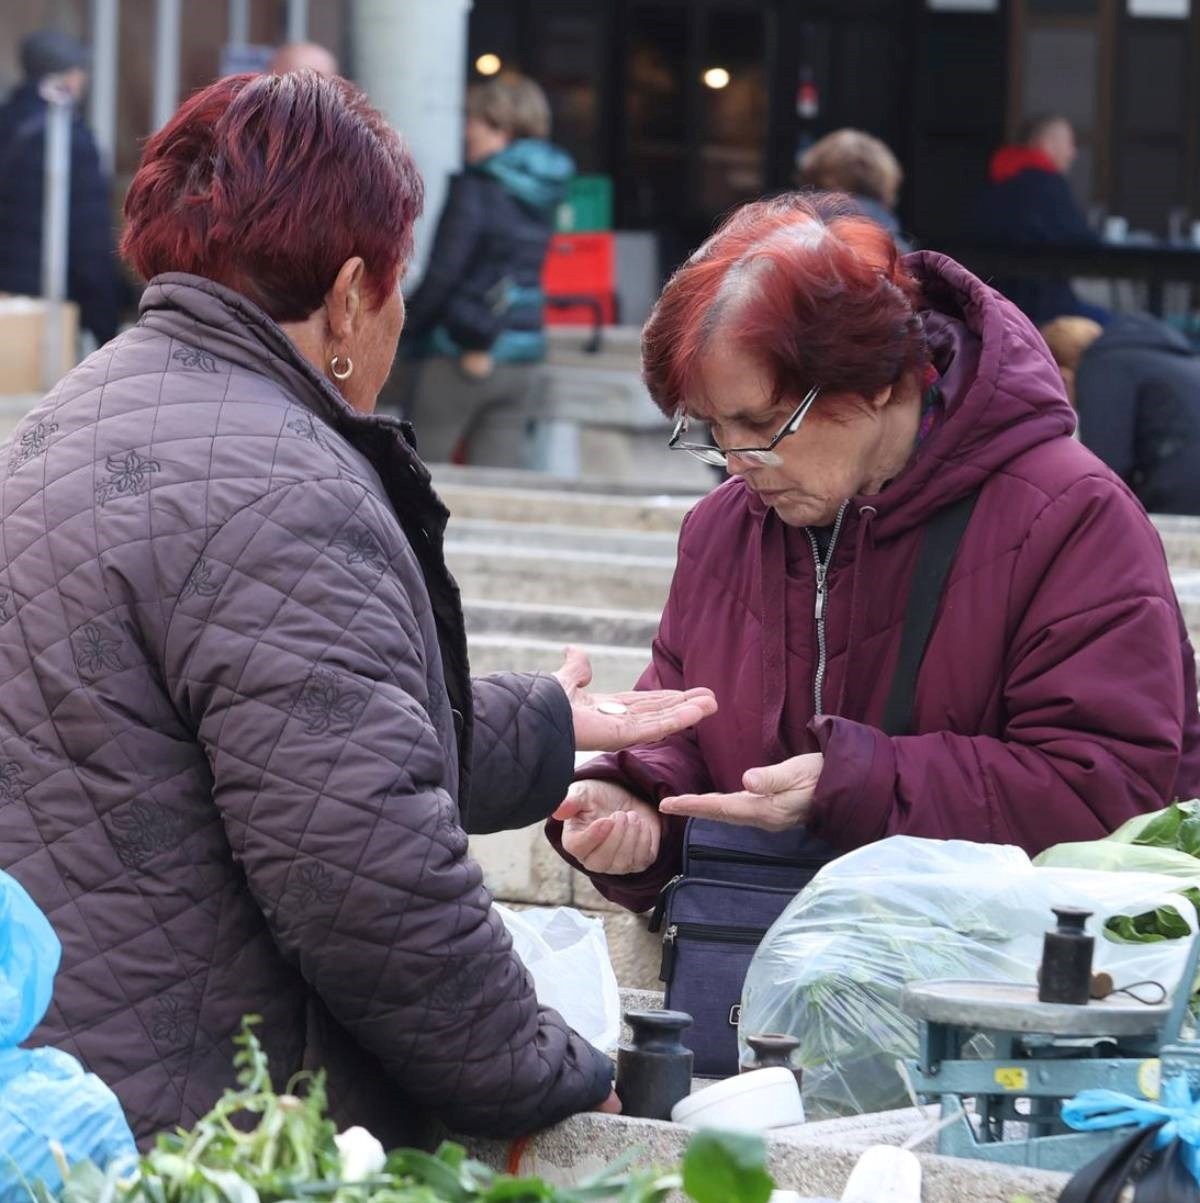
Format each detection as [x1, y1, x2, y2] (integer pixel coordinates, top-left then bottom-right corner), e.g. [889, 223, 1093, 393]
[0, 30, 120, 345]
[973, 113, 1107, 326]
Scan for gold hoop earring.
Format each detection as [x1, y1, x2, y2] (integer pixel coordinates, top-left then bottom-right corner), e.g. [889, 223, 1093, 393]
[330, 355, 354, 381]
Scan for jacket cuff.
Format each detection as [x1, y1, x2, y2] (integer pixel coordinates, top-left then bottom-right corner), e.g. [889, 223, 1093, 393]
[807, 715, 896, 851]
[518, 673, 577, 825]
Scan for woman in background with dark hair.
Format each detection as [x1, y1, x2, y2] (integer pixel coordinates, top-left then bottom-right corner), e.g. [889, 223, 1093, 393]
[0, 70, 714, 1147]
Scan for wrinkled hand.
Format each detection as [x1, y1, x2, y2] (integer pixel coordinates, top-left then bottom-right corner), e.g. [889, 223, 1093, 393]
[659, 753, 824, 833]
[552, 779, 662, 875]
[554, 646, 717, 752]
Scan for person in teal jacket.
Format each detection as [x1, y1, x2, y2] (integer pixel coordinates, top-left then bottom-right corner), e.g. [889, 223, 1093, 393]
[395, 73, 574, 464]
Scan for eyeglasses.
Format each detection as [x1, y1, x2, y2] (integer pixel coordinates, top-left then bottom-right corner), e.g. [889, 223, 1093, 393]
[667, 386, 821, 468]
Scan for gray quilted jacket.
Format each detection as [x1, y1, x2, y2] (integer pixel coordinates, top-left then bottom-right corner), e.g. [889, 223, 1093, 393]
[0, 274, 613, 1146]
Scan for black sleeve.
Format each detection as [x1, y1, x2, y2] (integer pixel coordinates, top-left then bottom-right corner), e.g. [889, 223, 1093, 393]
[67, 121, 119, 344]
[1076, 350, 1138, 481]
[1040, 173, 1099, 246]
[402, 174, 488, 340]
[465, 673, 575, 835]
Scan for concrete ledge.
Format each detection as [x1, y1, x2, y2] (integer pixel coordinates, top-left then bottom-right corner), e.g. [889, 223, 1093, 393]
[458, 1110, 1067, 1203]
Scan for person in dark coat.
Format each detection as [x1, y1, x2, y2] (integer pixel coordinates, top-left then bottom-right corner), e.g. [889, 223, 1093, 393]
[972, 113, 1107, 327]
[392, 72, 574, 463]
[0, 71, 715, 1148]
[0, 30, 120, 344]
[1042, 313, 1200, 515]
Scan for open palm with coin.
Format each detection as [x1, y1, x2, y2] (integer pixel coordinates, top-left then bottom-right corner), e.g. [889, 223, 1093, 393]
[553, 645, 717, 752]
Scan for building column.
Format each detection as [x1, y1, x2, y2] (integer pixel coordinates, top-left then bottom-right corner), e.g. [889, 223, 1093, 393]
[88, 0, 119, 172]
[349, 0, 473, 277]
[286, 0, 309, 43]
[152, 0, 182, 131]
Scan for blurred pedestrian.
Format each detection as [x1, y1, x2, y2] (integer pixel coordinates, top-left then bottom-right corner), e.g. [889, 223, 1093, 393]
[268, 42, 338, 77]
[1042, 313, 1200, 514]
[0, 29, 120, 343]
[798, 128, 912, 251]
[392, 72, 573, 464]
[972, 113, 1107, 326]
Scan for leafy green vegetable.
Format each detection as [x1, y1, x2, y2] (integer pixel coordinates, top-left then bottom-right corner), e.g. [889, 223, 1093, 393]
[1122, 799, 1200, 856]
[30, 1022, 775, 1203]
[681, 1131, 773, 1203]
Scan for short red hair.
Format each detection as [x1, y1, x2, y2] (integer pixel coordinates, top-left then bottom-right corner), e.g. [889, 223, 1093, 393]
[643, 193, 926, 419]
[122, 72, 422, 322]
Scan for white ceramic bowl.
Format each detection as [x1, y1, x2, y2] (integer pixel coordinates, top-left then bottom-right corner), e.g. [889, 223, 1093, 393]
[669, 1067, 805, 1131]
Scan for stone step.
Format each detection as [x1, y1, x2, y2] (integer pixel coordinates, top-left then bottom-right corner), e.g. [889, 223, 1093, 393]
[464, 598, 660, 648]
[448, 516, 679, 559]
[468, 633, 647, 693]
[447, 542, 674, 611]
[433, 478, 695, 534]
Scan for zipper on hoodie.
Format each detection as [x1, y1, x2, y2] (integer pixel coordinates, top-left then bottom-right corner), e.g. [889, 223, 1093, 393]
[805, 501, 849, 716]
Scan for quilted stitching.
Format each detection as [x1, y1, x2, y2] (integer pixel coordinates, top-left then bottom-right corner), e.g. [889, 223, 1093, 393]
[0, 274, 610, 1146]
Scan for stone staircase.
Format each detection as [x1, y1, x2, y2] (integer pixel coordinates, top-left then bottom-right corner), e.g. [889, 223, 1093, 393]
[436, 464, 1200, 989]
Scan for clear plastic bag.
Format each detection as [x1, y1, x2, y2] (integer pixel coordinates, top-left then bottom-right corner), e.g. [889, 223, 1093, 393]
[740, 837, 1198, 1120]
[0, 870, 135, 1198]
[496, 904, 622, 1052]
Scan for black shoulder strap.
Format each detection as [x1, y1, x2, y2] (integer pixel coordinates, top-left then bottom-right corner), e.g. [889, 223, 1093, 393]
[881, 490, 979, 737]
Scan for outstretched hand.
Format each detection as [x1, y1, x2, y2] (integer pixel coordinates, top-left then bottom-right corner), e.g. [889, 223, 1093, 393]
[659, 753, 824, 832]
[553, 646, 717, 752]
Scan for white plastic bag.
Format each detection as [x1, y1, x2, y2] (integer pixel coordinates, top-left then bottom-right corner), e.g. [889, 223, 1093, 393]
[740, 837, 1198, 1120]
[496, 904, 622, 1052]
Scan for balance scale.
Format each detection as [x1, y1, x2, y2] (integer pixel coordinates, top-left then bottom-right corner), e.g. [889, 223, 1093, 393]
[900, 930, 1200, 1174]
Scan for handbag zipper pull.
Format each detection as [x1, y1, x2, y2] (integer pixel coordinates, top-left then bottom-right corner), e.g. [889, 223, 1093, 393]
[659, 924, 679, 982]
[649, 875, 683, 933]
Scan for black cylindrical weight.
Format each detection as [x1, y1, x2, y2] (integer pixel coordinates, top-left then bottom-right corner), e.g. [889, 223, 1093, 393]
[616, 1009, 694, 1120]
[1038, 905, 1094, 1006]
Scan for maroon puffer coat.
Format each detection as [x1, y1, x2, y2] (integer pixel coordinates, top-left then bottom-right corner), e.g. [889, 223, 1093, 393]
[551, 252, 1200, 912]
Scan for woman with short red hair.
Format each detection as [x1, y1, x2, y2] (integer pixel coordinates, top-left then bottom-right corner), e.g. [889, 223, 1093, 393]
[0, 70, 716, 1144]
[548, 192, 1200, 1072]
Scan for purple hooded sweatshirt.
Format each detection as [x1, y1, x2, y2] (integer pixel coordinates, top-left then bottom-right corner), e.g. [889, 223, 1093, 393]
[548, 252, 1200, 912]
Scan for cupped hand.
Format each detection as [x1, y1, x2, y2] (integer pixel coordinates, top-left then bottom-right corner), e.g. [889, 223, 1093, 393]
[658, 753, 824, 833]
[553, 646, 717, 752]
[552, 779, 662, 875]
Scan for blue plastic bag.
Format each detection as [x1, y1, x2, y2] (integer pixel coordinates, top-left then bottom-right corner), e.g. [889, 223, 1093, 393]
[1062, 1076, 1200, 1187]
[0, 870, 135, 1199]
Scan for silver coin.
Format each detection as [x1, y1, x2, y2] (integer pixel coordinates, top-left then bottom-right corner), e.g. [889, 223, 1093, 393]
[597, 701, 629, 716]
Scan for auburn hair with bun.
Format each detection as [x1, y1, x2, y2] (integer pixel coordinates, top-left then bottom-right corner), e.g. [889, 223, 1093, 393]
[642, 192, 926, 420]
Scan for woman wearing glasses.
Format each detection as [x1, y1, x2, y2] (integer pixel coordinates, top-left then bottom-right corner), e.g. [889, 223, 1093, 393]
[545, 192, 1200, 1066]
